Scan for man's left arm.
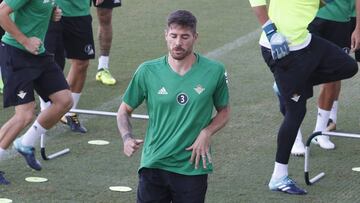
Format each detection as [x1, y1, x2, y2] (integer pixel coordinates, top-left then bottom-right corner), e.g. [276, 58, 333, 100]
[186, 105, 230, 169]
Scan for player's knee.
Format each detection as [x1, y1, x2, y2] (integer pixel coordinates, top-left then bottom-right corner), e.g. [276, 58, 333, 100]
[98, 10, 112, 25]
[72, 60, 89, 72]
[51, 91, 73, 113]
[59, 94, 73, 112]
[345, 59, 358, 78]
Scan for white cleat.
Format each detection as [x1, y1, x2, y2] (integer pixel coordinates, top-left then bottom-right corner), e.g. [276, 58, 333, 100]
[311, 135, 335, 150]
[291, 139, 305, 156]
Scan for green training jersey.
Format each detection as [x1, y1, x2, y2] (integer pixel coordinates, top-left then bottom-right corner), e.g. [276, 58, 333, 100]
[123, 53, 229, 176]
[56, 0, 90, 17]
[351, 1, 356, 17]
[249, 0, 319, 50]
[1, 0, 55, 53]
[317, 0, 355, 22]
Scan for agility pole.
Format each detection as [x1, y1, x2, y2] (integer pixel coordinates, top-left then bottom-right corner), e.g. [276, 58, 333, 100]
[304, 131, 360, 185]
[40, 134, 70, 160]
[70, 109, 149, 120]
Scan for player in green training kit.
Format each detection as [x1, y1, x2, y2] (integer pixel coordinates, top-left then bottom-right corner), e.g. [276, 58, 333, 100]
[117, 10, 230, 202]
[249, 0, 358, 195]
[0, 0, 72, 184]
[42, 0, 103, 133]
[0, 0, 3, 94]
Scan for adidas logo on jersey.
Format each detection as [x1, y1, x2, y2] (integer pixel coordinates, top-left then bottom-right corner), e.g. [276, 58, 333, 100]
[158, 87, 168, 95]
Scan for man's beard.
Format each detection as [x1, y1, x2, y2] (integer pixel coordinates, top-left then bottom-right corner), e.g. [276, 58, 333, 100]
[170, 47, 192, 60]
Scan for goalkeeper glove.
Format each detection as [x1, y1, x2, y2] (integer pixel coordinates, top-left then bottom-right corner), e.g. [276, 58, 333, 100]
[263, 20, 289, 60]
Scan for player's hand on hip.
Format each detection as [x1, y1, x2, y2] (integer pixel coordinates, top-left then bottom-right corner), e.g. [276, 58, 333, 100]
[52, 6, 62, 22]
[186, 130, 212, 169]
[123, 138, 144, 157]
[263, 20, 290, 60]
[23, 37, 42, 55]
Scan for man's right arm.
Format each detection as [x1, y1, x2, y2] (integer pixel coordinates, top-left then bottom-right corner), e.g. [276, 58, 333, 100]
[117, 102, 144, 157]
[249, 0, 290, 60]
[0, 1, 42, 54]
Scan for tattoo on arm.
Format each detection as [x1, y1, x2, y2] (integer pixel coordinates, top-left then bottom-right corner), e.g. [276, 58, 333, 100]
[118, 112, 133, 142]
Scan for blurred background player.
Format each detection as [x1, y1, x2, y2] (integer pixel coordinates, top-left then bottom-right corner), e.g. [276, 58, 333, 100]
[41, 0, 104, 133]
[0, 0, 72, 184]
[249, 0, 357, 195]
[308, 0, 360, 149]
[0, 0, 4, 94]
[93, 0, 121, 86]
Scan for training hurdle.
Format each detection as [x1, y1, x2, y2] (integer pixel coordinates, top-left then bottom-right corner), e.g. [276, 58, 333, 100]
[70, 109, 149, 120]
[40, 109, 149, 161]
[304, 131, 360, 185]
[41, 134, 70, 160]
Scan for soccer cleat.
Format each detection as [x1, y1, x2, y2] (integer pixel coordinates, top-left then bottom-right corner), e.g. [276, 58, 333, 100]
[269, 176, 307, 195]
[291, 139, 305, 156]
[0, 171, 10, 185]
[311, 135, 335, 150]
[61, 113, 87, 133]
[0, 77, 3, 94]
[95, 69, 116, 85]
[326, 119, 336, 131]
[13, 138, 42, 171]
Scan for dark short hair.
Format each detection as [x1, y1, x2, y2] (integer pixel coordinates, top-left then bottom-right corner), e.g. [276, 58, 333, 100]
[167, 10, 197, 33]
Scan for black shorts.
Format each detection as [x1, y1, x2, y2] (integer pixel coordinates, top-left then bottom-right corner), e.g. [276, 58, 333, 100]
[61, 15, 95, 60]
[44, 21, 65, 70]
[93, 0, 121, 8]
[0, 42, 69, 108]
[137, 168, 208, 203]
[308, 17, 351, 52]
[261, 35, 358, 104]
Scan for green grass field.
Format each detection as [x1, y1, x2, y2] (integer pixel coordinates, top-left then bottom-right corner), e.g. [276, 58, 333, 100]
[1, 0, 360, 202]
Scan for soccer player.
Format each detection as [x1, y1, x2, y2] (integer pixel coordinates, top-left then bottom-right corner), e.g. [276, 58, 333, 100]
[42, 0, 103, 133]
[0, 0, 3, 95]
[249, 0, 358, 195]
[93, 0, 121, 86]
[309, 0, 360, 149]
[0, 0, 72, 184]
[117, 10, 230, 202]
